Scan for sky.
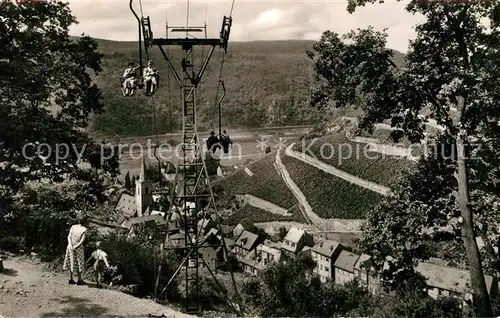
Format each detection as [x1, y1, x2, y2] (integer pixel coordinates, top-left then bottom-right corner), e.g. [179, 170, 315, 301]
[67, 0, 425, 53]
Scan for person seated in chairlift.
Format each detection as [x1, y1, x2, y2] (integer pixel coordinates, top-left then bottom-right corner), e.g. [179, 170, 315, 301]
[206, 131, 220, 153]
[220, 130, 233, 153]
[121, 62, 140, 96]
[143, 60, 159, 96]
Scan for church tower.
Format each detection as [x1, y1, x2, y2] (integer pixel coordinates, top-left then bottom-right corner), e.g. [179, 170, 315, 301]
[135, 157, 153, 216]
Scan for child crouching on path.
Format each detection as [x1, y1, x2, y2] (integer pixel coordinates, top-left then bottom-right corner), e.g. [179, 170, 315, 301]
[86, 241, 110, 288]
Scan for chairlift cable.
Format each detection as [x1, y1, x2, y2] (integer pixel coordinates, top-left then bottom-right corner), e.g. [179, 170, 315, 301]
[211, 0, 235, 134]
[139, 0, 144, 18]
[229, 0, 236, 16]
[185, 0, 190, 38]
[211, 53, 227, 135]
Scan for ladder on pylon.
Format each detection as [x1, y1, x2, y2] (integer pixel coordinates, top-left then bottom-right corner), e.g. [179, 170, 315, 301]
[180, 46, 203, 313]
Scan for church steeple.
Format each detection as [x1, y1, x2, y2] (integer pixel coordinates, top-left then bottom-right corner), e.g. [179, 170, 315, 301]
[139, 156, 146, 182]
[135, 156, 152, 217]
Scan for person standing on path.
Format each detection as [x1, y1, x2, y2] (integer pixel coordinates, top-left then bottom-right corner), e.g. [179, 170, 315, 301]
[86, 241, 110, 289]
[63, 213, 89, 285]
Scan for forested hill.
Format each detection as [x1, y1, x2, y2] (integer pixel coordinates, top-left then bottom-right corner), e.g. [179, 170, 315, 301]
[87, 38, 405, 137]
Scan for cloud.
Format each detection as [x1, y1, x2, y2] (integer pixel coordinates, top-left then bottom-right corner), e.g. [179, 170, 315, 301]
[67, 0, 424, 52]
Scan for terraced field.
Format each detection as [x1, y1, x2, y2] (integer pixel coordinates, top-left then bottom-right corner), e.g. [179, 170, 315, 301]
[224, 204, 306, 225]
[216, 153, 298, 209]
[281, 155, 384, 219]
[293, 133, 415, 187]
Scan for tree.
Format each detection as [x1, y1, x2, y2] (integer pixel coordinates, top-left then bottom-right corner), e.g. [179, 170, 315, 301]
[131, 175, 137, 193]
[124, 171, 132, 191]
[278, 226, 288, 240]
[308, 1, 500, 315]
[0, 0, 119, 194]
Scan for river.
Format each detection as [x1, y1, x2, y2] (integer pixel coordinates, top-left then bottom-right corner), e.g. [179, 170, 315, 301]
[114, 126, 312, 180]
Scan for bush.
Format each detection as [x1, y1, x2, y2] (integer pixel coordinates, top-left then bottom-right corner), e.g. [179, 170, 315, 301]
[88, 228, 182, 300]
[372, 292, 463, 318]
[0, 236, 23, 253]
[242, 257, 463, 317]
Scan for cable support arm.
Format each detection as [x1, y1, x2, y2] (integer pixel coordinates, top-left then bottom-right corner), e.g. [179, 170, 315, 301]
[158, 45, 181, 85]
[130, 0, 144, 76]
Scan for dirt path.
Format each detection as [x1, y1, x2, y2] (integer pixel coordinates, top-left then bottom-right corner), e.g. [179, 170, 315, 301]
[235, 194, 291, 216]
[277, 147, 364, 233]
[274, 149, 315, 227]
[0, 256, 194, 318]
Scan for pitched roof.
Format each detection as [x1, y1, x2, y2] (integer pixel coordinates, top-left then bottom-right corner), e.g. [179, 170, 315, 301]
[281, 227, 314, 253]
[224, 237, 236, 250]
[167, 232, 186, 247]
[150, 210, 165, 218]
[221, 225, 234, 235]
[237, 219, 256, 231]
[334, 250, 360, 273]
[197, 218, 215, 232]
[235, 230, 260, 251]
[123, 215, 166, 228]
[115, 193, 136, 217]
[311, 239, 342, 258]
[239, 254, 259, 268]
[416, 261, 496, 294]
[354, 254, 371, 272]
[262, 239, 281, 249]
[257, 243, 281, 259]
[284, 227, 312, 244]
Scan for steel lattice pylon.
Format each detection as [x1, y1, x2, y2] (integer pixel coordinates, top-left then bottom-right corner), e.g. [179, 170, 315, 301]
[143, 19, 238, 314]
[128, 0, 237, 313]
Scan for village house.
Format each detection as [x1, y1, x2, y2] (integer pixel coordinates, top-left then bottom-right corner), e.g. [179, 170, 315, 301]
[224, 237, 236, 254]
[121, 214, 166, 238]
[89, 218, 128, 236]
[416, 260, 498, 301]
[333, 250, 360, 285]
[233, 219, 258, 238]
[353, 254, 379, 293]
[233, 230, 265, 259]
[203, 228, 221, 245]
[310, 239, 344, 283]
[200, 243, 224, 271]
[242, 240, 282, 275]
[167, 231, 186, 248]
[240, 254, 259, 276]
[281, 227, 314, 257]
[255, 240, 282, 267]
[115, 192, 136, 223]
[197, 217, 217, 236]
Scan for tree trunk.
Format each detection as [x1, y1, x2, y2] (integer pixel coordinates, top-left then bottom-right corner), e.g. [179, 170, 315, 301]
[456, 129, 493, 317]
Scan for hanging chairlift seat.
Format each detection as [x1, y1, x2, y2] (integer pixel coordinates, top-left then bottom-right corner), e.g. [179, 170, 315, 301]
[120, 72, 159, 97]
[219, 134, 232, 154]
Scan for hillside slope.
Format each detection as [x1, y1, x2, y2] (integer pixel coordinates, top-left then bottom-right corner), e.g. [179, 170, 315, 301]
[85, 38, 405, 137]
[0, 256, 190, 318]
[217, 123, 426, 225]
[215, 153, 306, 225]
[293, 133, 415, 187]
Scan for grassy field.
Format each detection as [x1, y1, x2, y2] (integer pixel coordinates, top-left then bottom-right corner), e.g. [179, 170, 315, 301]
[83, 37, 405, 137]
[292, 133, 415, 187]
[281, 155, 384, 219]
